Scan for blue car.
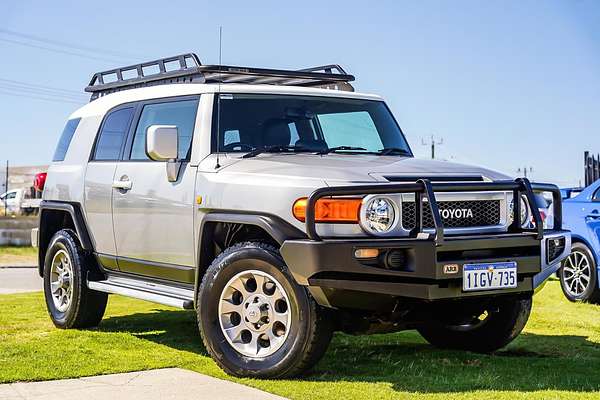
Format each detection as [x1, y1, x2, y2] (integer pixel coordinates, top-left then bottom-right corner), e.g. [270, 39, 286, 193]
[559, 181, 600, 303]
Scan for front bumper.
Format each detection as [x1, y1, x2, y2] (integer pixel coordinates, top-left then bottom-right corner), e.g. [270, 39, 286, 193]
[280, 230, 571, 307]
[287, 178, 570, 308]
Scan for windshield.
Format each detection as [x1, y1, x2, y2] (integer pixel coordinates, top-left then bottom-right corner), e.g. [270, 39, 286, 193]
[213, 94, 412, 155]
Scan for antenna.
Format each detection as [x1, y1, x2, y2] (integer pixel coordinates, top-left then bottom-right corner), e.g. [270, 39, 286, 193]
[215, 26, 223, 169]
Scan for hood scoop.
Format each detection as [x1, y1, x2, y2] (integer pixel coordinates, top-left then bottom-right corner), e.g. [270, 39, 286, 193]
[383, 175, 484, 183]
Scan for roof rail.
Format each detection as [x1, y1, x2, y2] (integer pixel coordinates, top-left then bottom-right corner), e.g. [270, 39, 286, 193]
[85, 53, 355, 101]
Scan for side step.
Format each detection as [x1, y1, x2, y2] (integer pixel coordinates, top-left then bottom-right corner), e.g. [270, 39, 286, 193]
[87, 275, 194, 310]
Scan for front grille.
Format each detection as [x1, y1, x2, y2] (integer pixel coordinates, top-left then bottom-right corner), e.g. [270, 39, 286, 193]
[401, 200, 501, 229]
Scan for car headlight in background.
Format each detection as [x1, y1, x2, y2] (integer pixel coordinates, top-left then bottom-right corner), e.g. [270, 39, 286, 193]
[360, 196, 397, 234]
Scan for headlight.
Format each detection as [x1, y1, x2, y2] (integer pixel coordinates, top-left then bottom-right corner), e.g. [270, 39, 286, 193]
[509, 195, 530, 227]
[361, 196, 397, 234]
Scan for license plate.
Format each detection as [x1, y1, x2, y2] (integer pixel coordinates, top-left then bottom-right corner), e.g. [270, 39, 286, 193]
[463, 262, 517, 292]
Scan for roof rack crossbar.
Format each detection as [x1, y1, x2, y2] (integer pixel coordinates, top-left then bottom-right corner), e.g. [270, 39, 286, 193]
[85, 53, 355, 101]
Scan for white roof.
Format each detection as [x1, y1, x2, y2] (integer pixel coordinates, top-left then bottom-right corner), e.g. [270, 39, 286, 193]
[70, 83, 384, 119]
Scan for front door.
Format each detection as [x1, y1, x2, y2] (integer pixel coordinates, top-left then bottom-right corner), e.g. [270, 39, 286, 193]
[112, 97, 200, 283]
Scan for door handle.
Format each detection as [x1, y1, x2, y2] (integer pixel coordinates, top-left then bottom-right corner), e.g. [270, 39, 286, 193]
[586, 210, 600, 219]
[112, 177, 132, 191]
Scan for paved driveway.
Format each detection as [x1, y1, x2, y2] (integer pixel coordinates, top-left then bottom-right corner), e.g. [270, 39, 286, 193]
[0, 368, 286, 400]
[0, 267, 41, 294]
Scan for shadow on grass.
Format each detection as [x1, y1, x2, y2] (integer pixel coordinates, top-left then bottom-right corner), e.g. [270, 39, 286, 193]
[99, 309, 600, 393]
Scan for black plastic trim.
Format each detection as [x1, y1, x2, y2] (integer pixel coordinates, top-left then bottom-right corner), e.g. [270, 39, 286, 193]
[38, 201, 95, 276]
[280, 231, 569, 303]
[200, 212, 306, 245]
[39, 201, 93, 250]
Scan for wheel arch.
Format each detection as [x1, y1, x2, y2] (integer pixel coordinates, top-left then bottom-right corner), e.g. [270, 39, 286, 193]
[195, 212, 305, 298]
[38, 201, 94, 277]
[569, 234, 598, 265]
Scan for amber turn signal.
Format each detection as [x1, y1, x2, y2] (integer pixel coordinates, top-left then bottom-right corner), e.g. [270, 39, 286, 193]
[354, 248, 380, 259]
[293, 197, 362, 223]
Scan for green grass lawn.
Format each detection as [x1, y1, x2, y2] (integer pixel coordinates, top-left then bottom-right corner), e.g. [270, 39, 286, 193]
[1, 281, 599, 399]
[0, 246, 37, 266]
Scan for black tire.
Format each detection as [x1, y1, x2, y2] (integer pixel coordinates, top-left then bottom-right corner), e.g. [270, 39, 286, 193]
[43, 229, 108, 329]
[417, 296, 532, 353]
[197, 242, 333, 378]
[559, 242, 600, 304]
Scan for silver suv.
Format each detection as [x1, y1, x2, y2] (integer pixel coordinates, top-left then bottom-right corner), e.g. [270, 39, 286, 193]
[35, 53, 570, 378]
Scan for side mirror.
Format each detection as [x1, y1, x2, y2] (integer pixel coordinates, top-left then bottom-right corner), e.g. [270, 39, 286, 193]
[146, 125, 178, 161]
[146, 125, 180, 182]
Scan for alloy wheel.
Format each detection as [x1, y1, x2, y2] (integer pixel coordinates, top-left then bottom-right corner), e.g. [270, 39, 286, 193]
[49, 249, 74, 313]
[218, 270, 292, 358]
[562, 250, 592, 297]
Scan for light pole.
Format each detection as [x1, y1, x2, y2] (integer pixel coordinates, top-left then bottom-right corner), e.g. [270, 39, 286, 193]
[422, 135, 443, 159]
[517, 166, 533, 179]
[3, 160, 7, 217]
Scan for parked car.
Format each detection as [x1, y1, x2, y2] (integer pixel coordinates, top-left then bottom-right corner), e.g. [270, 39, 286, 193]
[558, 181, 600, 303]
[34, 53, 570, 378]
[0, 187, 42, 216]
[561, 187, 584, 199]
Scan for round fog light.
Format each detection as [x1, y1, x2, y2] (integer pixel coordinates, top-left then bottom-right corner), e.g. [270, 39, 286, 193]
[361, 197, 396, 234]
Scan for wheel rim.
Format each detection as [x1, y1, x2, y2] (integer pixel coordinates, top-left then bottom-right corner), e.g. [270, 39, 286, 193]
[218, 270, 292, 358]
[562, 250, 592, 297]
[49, 249, 74, 313]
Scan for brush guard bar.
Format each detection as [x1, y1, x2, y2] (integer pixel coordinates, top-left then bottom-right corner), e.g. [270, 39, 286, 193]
[304, 178, 562, 242]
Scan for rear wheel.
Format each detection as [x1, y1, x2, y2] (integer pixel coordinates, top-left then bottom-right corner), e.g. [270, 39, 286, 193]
[197, 242, 333, 378]
[43, 229, 108, 329]
[559, 242, 600, 304]
[417, 296, 532, 353]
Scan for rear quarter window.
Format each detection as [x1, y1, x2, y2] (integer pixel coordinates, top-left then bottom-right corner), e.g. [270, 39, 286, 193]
[53, 118, 81, 162]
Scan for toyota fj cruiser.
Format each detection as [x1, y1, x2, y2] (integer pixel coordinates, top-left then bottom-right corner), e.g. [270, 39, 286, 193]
[35, 53, 570, 378]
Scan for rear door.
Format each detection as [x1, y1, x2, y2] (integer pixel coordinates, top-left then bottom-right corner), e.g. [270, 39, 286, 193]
[84, 106, 135, 270]
[112, 96, 199, 283]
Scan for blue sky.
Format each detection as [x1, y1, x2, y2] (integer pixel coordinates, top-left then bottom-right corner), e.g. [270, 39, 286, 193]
[1, 0, 599, 186]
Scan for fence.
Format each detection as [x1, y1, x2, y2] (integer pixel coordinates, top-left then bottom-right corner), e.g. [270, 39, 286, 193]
[585, 151, 600, 187]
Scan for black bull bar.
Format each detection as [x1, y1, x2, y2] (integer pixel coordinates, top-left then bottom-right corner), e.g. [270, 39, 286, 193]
[304, 178, 562, 242]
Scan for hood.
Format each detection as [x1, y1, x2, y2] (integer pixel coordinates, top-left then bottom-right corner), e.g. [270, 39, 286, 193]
[219, 154, 511, 184]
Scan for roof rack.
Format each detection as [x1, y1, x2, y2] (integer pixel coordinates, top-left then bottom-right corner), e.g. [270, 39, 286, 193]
[85, 53, 355, 101]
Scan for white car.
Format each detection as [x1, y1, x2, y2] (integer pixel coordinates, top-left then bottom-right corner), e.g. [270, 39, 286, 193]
[1, 188, 41, 216]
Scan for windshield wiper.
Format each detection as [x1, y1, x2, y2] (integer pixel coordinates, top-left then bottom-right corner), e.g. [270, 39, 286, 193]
[242, 145, 308, 159]
[316, 146, 367, 155]
[377, 147, 412, 156]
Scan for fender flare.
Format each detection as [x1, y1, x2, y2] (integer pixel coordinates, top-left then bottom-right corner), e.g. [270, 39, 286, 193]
[194, 212, 306, 297]
[38, 201, 94, 275]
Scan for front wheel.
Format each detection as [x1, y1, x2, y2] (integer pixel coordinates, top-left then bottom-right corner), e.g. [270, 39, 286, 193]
[417, 296, 532, 353]
[559, 242, 600, 304]
[197, 242, 333, 378]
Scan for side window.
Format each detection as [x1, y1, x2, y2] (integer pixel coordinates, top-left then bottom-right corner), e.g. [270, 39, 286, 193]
[6, 192, 16, 199]
[53, 118, 81, 162]
[93, 107, 134, 161]
[593, 187, 600, 202]
[130, 99, 199, 160]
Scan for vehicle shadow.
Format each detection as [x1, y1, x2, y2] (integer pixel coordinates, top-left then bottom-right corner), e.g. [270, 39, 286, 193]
[98, 309, 600, 393]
